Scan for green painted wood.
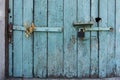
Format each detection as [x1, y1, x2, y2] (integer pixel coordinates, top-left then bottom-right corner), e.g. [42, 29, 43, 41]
[48, 0, 64, 77]
[13, 0, 23, 77]
[8, 0, 13, 76]
[78, 0, 91, 78]
[64, 0, 77, 78]
[34, 0, 47, 78]
[99, 0, 108, 78]
[116, 0, 120, 76]
[22, 0, 33, 77]
[106, 0, 115, 77]
[90, 0, 99, 78]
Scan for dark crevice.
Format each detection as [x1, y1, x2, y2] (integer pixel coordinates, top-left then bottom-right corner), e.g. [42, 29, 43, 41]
[76, 0, 78, 77]
[32, 0, 35, 77]
[97, 0, 100, 78]
[114, 0, 117, 76]
[12, 0, 15, 77]
[63, 0, 64, 77]
[46, 0, 48, 78]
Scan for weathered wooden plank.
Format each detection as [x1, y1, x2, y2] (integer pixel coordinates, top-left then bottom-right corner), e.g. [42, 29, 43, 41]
[34, 0, 47, 78]
[8, 0, 13, 76]
[78, 0, 91, 78]
[22, 0, 33, 77]
[106, 0, 115, 77]
[48, 0, 64, 77]
[64, 0, 77, 78]
[90, 0, 99, 78]
[13, 0, 23, 77]
[116, 0, 120, 76]
[99, 0, 108, 78]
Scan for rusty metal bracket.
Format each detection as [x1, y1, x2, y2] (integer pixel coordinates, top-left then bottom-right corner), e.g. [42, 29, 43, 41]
[23, 22, 35, 37]
[8, 23, 13, 43]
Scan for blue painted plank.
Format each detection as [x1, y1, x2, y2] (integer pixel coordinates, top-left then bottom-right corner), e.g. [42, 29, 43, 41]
[8, 0, 13, 76]
[90, 0, 99, 77]
[78, 0, 91, 78]
[22, 0, 33, 77]
[106, 0, 115, 77]
[34, 0, 47, 78]
[64, 0, 77, 78]
[48, 0, 64, 77]
[13, 0, 23, 77]
[116, 0, 120, 76]
[99, 0, 108, 78]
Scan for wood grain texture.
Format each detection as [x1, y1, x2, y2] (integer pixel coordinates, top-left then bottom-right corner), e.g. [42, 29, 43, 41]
[13, 0, 23, 77]
[48, 0, 64, 77]
[116, 0, 120, 76]
[99, 0, 108, 78]
[22, 0, 33, 77]
[8, 0, 118, 78]
[106, 0, 115, 77]
[34, 0, 47, 78]
[8, 0, 13, 76]
[64, 0, 77, 78]
[90, 0, 99, 78]
[78, 0, 91, 78]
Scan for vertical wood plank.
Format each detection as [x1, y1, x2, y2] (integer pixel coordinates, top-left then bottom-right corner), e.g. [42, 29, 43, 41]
[78, 0, 91, 78]
[48, 0, 64, 77]
[8, 0, 13, 76]
[106, 0, 115, 77]
[116, 0, 120, 76]
[99, 0, 108, 78]
[91, 0, 99, 78]
[13, 0, 23, 77]
[23, 0, 33, 77]
[64, 0, 77, 78]
[34, 0, 47, 78]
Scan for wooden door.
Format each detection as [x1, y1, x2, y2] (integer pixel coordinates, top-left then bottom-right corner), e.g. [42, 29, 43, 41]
[8, 0, 118, 78]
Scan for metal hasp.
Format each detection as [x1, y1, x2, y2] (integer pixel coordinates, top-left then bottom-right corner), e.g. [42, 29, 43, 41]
[73, 21, 113, 38]
[73, 21, 94, 38]
[73, 21, 94, 27]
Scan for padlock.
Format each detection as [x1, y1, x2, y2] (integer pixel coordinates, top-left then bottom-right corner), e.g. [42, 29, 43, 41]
[77, 29, 85, 38]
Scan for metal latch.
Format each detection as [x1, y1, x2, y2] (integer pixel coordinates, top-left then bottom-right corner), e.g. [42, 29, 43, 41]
[13, 26, 63, 32]
[73, 21, 113, 38]
[8, 23, 13, 43]
[84, 27, 113, 31]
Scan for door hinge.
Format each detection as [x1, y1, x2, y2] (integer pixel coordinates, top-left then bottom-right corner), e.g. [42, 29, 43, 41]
[8, 23, 13, 43]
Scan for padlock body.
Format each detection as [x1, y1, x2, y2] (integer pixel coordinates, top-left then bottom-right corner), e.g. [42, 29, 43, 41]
[77, 31, 85, 38]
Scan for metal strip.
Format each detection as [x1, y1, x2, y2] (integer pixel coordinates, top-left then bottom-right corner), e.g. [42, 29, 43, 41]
[84, 27, 113, 31]
[13, 26, 63, 32]
[73, 21, 94, 26]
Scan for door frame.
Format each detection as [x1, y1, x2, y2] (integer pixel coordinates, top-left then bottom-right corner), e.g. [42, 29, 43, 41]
[0, 0, 8, 79]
